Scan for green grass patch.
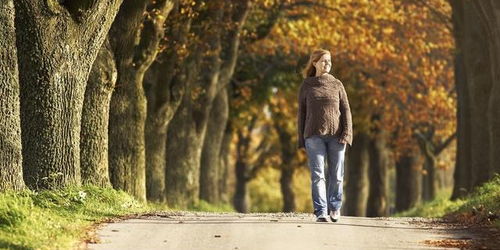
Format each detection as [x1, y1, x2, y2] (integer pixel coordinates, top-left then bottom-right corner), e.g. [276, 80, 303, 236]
[394, 188, 465, 218]
[0, 185, 149, 249]
[0, 185, 235, 249]
[395, 174, 500, 227]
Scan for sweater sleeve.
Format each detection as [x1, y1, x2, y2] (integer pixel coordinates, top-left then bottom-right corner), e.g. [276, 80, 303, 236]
[297, 83, 307, 149]
[339, 81, 353, 146]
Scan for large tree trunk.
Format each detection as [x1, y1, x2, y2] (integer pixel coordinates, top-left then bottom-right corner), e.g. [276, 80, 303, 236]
[144, 63, 184, 202]
[451, 0, 500, 198]
[80, 40, 116, 187]
[366, 130, 389, 217]
[461, 3, 492, 188]
[0, 0, 24, 191]
[473, 1, 500, 181]
[108, 72, 147, 200]
[108, 0, 173, 201]
[14, 0, 122, 189]
[165, 94, 206, 207]
[395, 150, 422, 212]
[344, 133, 369, 216]
[450, 0, 473, 199]
[200, 88, 229, 203]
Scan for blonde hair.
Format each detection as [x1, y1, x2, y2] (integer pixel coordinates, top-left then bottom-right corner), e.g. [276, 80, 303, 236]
[302, 49, 331, 78]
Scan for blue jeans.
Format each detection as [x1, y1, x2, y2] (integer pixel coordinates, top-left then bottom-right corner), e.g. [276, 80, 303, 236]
[305, 135, 346, 217]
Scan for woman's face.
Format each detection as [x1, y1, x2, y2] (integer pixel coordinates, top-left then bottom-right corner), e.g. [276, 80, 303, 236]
[313, 53, 332, 75]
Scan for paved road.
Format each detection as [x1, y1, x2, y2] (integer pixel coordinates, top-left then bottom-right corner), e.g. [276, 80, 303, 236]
[87, 212, 476, 250]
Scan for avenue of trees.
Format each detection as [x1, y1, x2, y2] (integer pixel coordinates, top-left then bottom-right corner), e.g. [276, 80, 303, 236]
[1, 0, 499, 215]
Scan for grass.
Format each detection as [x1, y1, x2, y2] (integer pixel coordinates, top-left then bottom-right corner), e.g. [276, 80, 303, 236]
[395, 174, 500, 227]
[0, 185, 234, 249]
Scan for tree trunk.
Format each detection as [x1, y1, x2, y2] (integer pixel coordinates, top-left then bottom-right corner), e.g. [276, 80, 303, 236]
[0, 0, 24, 191]
[165, 97, 205, 207]
[280, 166, 296, 212]
[421, 153, 437, 201]
[366, 130, 389, 217]
[233, 160, 248, 213]
[218, 121, 233, 204]
[473, 1, 500, 181]
[109, 73, 147, 200]
[344, 133, 369, 216]
[144, 6, 190, 202]
[144, 63, 185, 202]
[395, 151, 422, 212]
[451, 0, 500, 198]
[144, 115, 167, 202]
[108, 0, 173, 201]
[450, 0, 473, 199]
[200, 88, 229, 203]
[14, 0, 122, 189]
[271, 101, 298, 213]
[461, 3, 492, 188]
[80, 40, 116, 187]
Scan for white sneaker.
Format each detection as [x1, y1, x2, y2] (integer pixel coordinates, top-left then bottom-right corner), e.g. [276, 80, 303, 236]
[330, 210, 340, 222]
[316, 213, 328, 222]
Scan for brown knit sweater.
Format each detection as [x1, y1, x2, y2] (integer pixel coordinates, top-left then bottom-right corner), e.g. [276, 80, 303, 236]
[297, 73, 353, 148]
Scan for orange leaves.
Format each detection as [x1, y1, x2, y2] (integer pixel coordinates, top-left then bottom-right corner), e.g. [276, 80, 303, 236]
[239, 0, 455, 158]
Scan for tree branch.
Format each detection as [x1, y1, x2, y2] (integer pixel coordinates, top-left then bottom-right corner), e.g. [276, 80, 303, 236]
[434, 131, 456, 155]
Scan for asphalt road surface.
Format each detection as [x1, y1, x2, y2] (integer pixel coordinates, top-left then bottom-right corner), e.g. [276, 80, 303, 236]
[87, 211, 478, 250]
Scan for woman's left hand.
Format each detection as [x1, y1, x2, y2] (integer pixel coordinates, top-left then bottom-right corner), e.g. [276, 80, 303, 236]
[339, 138, 348, 145]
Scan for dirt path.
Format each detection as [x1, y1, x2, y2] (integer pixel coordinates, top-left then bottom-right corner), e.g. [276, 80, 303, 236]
[86, 212, 479, 250]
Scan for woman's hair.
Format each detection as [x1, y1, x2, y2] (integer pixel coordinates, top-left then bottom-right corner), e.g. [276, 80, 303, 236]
[302, 49, 331, 78]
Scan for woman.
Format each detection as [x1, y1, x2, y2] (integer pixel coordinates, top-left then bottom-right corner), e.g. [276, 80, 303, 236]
[297, 49, 353, 222]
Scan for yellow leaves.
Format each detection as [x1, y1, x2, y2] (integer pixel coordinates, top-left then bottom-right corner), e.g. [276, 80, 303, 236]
[382, 27, 394, 35]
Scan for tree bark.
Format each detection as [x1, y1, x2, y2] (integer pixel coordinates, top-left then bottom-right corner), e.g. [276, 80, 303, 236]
[344, 133, 369, 216]
[108, 0, 173, 201]
[473, 1, 500, 181]
[166, 93, 206, 207]
[366, 130, 389, 217]
[80, 40, 116, 187]
[451, 0, 500, 198]
[395, 150, 422, 212]
[461, 3, 492, 188]
[0, 0, 25, 191]
[14, 0, 122, 189]
[450, 0, 473, 199]
[200, 88, 229, 203]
